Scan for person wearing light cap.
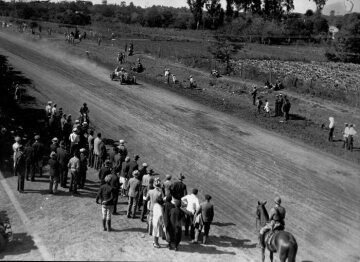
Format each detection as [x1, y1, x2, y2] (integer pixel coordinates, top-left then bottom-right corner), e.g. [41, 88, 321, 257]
[32, 135, 45, 178]
[162, 174, 173, 198]
[118, 139, 128, 167]
[68, 150, 80, 195]
[96, 174, 114, 232]
[69, 128, 80, 156]
[126, 170, 142, 218]
[45, 101, 52, 118]
[14, 145, 26, 193]
[342, 123, 350, 149]
[79, 148, 88, 189]
[259, 196, 286, 249]
[48, 151, 60, 194]
[99, 159, 112, 185]
[194, 194, 214, 244]
[93, 133, 102, 170]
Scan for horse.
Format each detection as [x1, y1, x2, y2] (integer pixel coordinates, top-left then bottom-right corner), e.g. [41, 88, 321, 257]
[256, 201, 298, 262]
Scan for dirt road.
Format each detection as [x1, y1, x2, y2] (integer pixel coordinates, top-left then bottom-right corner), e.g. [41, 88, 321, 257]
[0, 30, 359, 262]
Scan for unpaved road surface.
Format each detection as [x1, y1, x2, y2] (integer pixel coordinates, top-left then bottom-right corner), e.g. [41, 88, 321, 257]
[1, 31, 360, 262]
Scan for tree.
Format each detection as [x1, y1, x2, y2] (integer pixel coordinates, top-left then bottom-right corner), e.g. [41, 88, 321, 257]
[310, 0, 327, 13]
[282, 0, 294, 15]
[187, 0, 206, 29]
[205, 0, 223, 29]
[208, 32, 243, 74]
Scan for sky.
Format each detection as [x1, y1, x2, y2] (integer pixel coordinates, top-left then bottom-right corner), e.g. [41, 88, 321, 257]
[97, 0, 359, 15]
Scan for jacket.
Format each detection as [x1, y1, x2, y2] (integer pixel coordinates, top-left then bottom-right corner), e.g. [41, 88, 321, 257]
[197, 201, 214, 223]
[32, 141, 45, 160]
[164, 202, 175, 228]
[110, 173, 120, 192]
[56, 147, 69, 166]
[170, 207, 185, 228]
[14, 151, 26, 173]
[98, 166, 111, 184]
[96, 183, 114, 205]
[128, 160, 138, 176]
[127, 177, 141, 198]
[120, 161, 130, 178]
[171, 181, 187, 200]
[48, 158, 60, 177]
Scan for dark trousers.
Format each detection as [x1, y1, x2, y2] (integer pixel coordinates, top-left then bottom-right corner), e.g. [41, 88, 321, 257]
[59, 165, 68, 187]
[127, 196, 139, 218]
[137, 189, 144, 211]
[17, 172, 25, 191]
[284, 111, 290, 121]
[34, 159, 43, 177]
[25, 159, 34, 180]
[203, 222, 211, 236]
[173, 226, 182, 247]
[185, 213, 195, 239]
[328, 127, 334, 142]
[348, 135, 354, 151]
[79, 170, 86, 188]
[70, 143, 78, 157]
[49, 176, 59, 193]
[141, 199, 148, 220]
[343, 137, 348, 149]
[252, 96, 256, 106]
[69, 170, 78, 193]
[113, 191, 119, 213]
[88, 150, 94, 168]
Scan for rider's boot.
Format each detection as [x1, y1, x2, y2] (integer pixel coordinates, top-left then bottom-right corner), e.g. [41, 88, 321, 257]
[102, 219, 106, 231]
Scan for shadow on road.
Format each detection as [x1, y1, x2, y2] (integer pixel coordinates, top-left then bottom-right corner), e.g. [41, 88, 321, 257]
[212, 221, 236, 227]
[208, 235, 257, 249]
[0, 232, 38, 259]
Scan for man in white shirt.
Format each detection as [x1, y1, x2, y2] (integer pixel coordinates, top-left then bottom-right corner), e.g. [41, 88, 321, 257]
[12, 136, 21, 170]
[181, 188, 200, 241]
[347, 124, 357, 151]
[328, 117, 335, 142]
[69, 128, 80, 156]
[343, 123, 350, 149]
[45, 101, 52, 118]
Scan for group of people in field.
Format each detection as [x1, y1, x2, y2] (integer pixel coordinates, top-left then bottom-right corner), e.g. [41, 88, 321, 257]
[7, 99, 217, 251]
[251, 85, 292, 121]
[327, 117, 357, 151]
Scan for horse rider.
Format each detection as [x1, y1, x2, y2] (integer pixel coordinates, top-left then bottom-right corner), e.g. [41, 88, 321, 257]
[258, 196, 286, 248]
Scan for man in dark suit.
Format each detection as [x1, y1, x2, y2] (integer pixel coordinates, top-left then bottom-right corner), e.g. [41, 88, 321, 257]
[195, 194, 214, 244]
[57, 141, 69, 188]
[128, 154, 139, 176]
[24, 140, 34, 181]
[126, 170, 141, 218]
[170, 200, 185, 251]
[32, 135, 45, 178]
[15, 145, 26, 193]
[170, 173, 187, 201]
[164, 195, 175, 249]
[109, 170, 120, 215]
[99, 160, 112, 185]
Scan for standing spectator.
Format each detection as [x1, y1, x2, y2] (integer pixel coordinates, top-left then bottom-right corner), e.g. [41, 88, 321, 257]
[50, 137, 59, 153]
[140, 169, 153, 222]
[251, 86, 257, 106]
[126, 170, 142, 218]
[99, 139, 108, 168]
[120, 156, 131, 196]
[14, 83, 21, 102]
[97, 36, 102, 46]
[80, 103, 89, 116]
[48, 152, 60, 194]
[96, 175, 114, 232]
[164, 195, 175, 249]
[146, 178, 164, 236]
[69, 128, 80, 156]
[109, 170, 120, 215]
[264, 99, 271, 117]
[118, 139, 128, 169]
[113, 147, 122, 174]
[32, 135, 45, 178]
[163, 174, 172, 197]
[256, 97, 263, 115]
[57, 141, 69, 188]
[328, 117, 335, 142]
[45, 101, 52, 119]
[93, 133, 102, 170]
[171, 173, 187, 201]
[99, 160, 112, 185]
[60, 113, 67, 131]
[62, 115, 72, 149]
[109, 145, 118, 169]
[12, 136, 21, 174]
[68, 150, 80, 195]
[172, 74, 177, 84]
[137, 163, 148, 211]
[189, 75, 195, 88]
[51, 103, 57, 116]
[342, 123, 350, 149]
[128, 154, 139, 176]
[24, 140, 34, 181]
[282, 96, 291, 122]
[164, 68, 170, 84]
[348, 124, 357, 151]
[14, 145, 26, 193]
[194, 194, 214, 244]
[181, 188, 200, 241]
[79, 148, 88, 189]
[152, 196, 165, 248]
[87, 130, 95, 168]
[274, 95, 280, 117]
[170, 200, 185, 251]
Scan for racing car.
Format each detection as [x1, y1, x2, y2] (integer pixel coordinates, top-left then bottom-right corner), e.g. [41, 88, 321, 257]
[110, 67, 137, 85]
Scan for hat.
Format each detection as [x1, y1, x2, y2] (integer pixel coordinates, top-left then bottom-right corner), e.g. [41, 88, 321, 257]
[14, 136, 21, 142]
[142, 163, 148, 167]
[178, 173, 185, 180]
[50, 151, 56, 158]
[154, 178, 161, 187]
[133, 170, 140, 177]
[75, 120, 80, 123]
[205, 194, 212, 201]
[165, 174, 172, 180]
[82, 122, 88, 126]
[274, 196, 281, 205]
[80, 148, 86, 153]
[52, 137, 58, 142]
[72, 128, 77, 132]
[119, 139, 125, 144]
[48, 101, 52, 104]
[1, 127, 7, 133]
[83, 103, 87, 106]
[34, 135, 40, 140]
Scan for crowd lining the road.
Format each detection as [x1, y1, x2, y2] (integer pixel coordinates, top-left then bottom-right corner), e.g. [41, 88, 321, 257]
[4, 101, 215, 251]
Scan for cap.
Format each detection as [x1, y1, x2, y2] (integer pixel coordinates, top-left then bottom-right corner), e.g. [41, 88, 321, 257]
[80, 148, 86, 153]
[205, 194, 212, 200]
[142, 163, 148, 167]
[165, 174, 172, 180]
[75, 120, 80, 123]
[119, 139, 125, 144]
[178, 173, 185, 180]
[274, 196, 281, 205]
[82, 122, 88, 126]
[34, 135, 40, 140]
[48, 101, 52, 104]
[14, 136, 21, 142]
[133, 170, 140, 177]
[52, 137, 58, 142]
[72, 128, 77, 132]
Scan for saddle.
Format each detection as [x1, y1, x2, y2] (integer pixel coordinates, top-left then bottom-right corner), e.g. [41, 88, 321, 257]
[265, 225, 284, 253]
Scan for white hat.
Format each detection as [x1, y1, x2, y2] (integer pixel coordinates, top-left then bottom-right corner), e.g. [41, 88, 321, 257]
[82, 122, 88, 126]
[119, 139, 125, 144]
[80, 148, 86, 153]
[142, 163, 148, 167]
[72, 128, 77, 132]
[48, 101, 52, 104]
[75, 120, 80, 123]
[52, 137, 58, 142]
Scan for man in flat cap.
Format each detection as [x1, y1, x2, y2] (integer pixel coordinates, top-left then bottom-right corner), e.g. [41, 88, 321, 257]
[194, 194, 214, 244]
[99, 159, 112, 185]
[171, 173, 187, 202]
[79, 148, 88, 189]
[50, 137, 59, 154]
[15, 145, 26, 193]
[126, 170, 142, 218]
[57, 141, 70, 187]
[48, 152, 60, 194]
